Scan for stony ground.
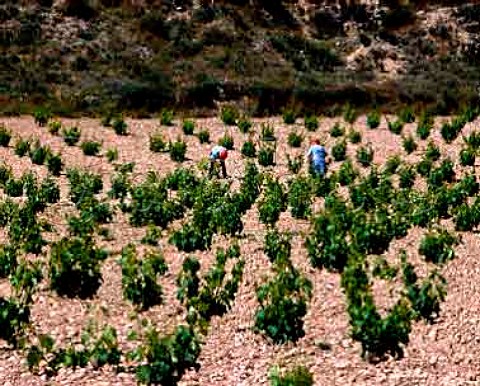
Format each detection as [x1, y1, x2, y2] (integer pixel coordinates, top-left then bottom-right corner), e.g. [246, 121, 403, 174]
[0, 115, 479, 386]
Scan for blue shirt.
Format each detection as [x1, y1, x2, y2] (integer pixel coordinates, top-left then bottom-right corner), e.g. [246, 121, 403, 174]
[210, 145, 226, 160]
[307, 145, 326, 167]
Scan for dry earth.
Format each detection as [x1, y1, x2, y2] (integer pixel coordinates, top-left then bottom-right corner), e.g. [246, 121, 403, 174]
[0, 115, 479, 386]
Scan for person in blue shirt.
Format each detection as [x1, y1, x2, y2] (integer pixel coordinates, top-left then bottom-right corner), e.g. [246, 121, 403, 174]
[306, 139, 330, 177]
[208, 145, 228, 178]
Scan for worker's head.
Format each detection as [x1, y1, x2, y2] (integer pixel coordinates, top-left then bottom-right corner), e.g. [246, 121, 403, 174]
[311, 139, 320, 145]
[219, 149, 228, 160]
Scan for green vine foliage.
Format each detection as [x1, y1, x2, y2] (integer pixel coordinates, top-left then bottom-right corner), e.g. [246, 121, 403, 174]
[255, 260, 312, 344]
[135, 325, 201, 385]
[269, 365, 314, 386]
[401, 252, 446, 323]
[264, 228, 292, 265]
[259, 175, 287, 226]
[27, 325, 121, 376]
[177, 245, 245, 326]
[341, 260, 413, 361]
[120, 244, 168, 310]
[418, 229, 458, 265]
[129, 172, 183, 228]
[288, 176, 312, 219]
[49, 236, 108, 299]
[306, 195, 351, 272]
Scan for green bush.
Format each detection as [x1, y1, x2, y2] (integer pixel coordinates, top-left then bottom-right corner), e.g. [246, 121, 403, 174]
[241, 140, 256, 158]
[62, 127, 81, 146]
[342, 262, 413, 361]
[348, 129, 362, 144]
[0, 245, 18, 279]
[286, 154, 303, 174]
[14, 138, 30, 157]
[287, 131, 303, 147]
[33, 108, 51, 127]
[332, 140, 347, 162]
[220, 106, 238, 125]
[460, 147, 475, 166]
[39, 177, 61, 204]
[149, 132, 167, 153]
[81, 141, 101, 156]
[356, 146, 374, 167]
[402, 135, 417, 154]
[425, 141, 441, 161]
[169, 138, 187, 162]
[258, 176, 287, 226]
[120, 244, 168, 310]
[49, 236, 108, 299]
[47, 153, 63, 176]
[402, 253, 446, 323]
[258, 145, 275, 166]
[237, 118, 252, 133]
[66, 168, 103, 206]
[0, 297, 30, 348]
[160, 109, 174, 126]
[454, 201, 480, 231]
[367, 111, 380, 129]
[106, 148, 118, 163]
[129, 172, 183, 228]
[304, 115, 318, 131]
[255, 261, 312, 344]
[343, 103, 357, 124]
[399, 166, 416, 189]
[269, 366, 314, 386]
[463, 131, 480, 150]
[441, 119, 463, 143]
[399, 107, 415, 123]
[330, 123, 344, 138]
[178, 245, 244, 323]
[0, 125, 12, 147]
[261, 123, 276, 141]
[218, 133, 234, 150]
[198, 129, 210, 144]
[112, 118, 128, 135]
[135, 325, 201, 385]
[29, 141, 51, 165]
[416, 113, 433, 140]
[5, 178, 24, 197]
[283, 109, 296, 125]
[388, 119, 403, 135]
[0, 164, 13, 187]
[141, 225, 162, 246]
[48, 121, 62, 135]
[384, 155, 402, 175]
[182, 120, 195, 135]
[338, 159, 358, 186]
[418, 230, 458, 265]
[289, 176, 313, 219]
[427, 158, 455, 188]
[371, 256, 398, 280]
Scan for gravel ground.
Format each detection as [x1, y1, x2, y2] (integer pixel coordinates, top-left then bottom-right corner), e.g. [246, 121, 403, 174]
[0, 115, 478, 386]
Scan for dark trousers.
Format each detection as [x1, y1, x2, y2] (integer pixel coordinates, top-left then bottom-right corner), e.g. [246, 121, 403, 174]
[209, 160, 227, 178]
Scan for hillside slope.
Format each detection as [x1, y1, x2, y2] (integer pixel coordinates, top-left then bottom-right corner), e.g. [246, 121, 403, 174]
[2, 0, 480, 116]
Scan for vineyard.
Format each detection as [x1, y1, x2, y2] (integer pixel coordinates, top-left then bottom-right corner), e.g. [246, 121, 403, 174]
[1, 106, 480, 385]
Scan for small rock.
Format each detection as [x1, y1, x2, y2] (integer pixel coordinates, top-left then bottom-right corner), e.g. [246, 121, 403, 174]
[334, 359, 349, 369]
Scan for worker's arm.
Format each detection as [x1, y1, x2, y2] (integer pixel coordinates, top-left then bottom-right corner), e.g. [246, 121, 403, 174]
[305, 147, 312, 160]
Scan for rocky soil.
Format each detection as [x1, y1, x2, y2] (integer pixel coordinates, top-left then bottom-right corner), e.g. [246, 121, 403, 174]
[0, 115, 479, 385]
